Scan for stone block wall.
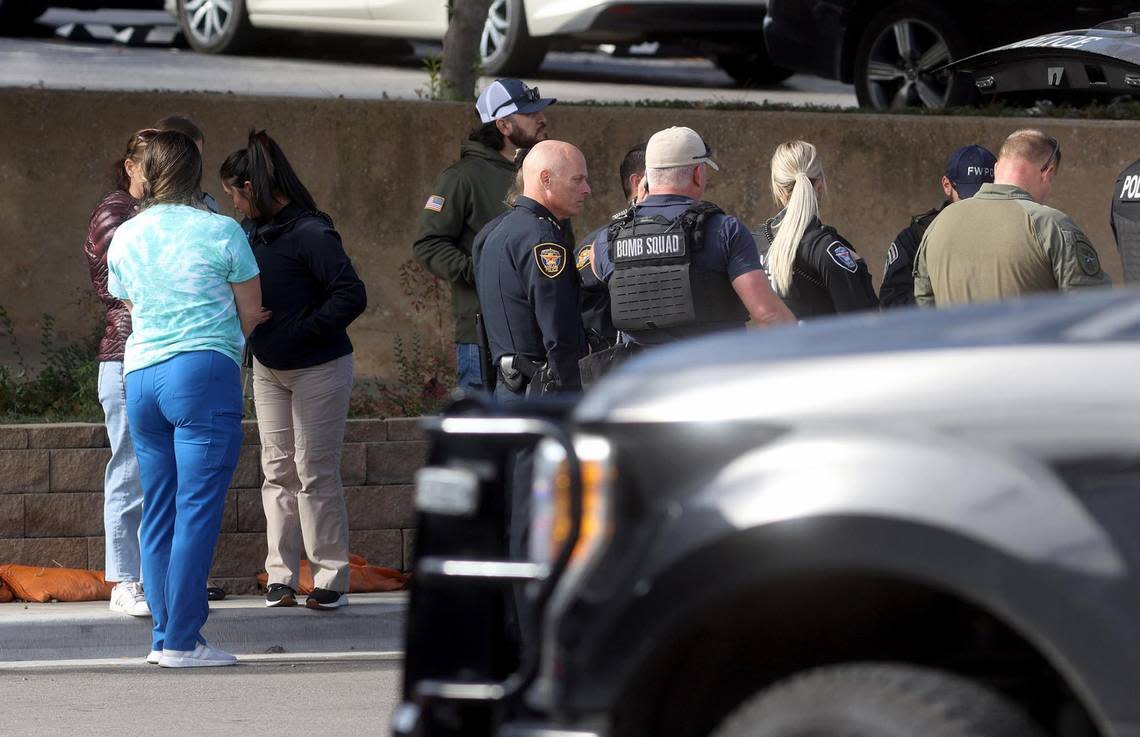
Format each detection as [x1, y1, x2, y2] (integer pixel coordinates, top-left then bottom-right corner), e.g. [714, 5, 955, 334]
[0, 419, 425, 594]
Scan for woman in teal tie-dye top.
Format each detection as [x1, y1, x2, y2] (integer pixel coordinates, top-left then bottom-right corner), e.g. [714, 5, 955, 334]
[106, 131, 270, 669]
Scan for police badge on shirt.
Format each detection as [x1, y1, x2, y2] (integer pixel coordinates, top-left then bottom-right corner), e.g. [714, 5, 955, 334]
[827, 241, 861, 273]
[534, 243, 567, 278]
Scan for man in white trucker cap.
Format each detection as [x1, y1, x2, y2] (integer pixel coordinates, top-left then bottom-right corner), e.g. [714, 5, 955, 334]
[412, 79, 556, 392]
[588, 126, 794, 354]
[644, 125, 720, 171]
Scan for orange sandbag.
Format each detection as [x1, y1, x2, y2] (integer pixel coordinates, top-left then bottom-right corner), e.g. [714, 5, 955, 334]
[256, 554, 407, 594]
[0, 564, 114, 603]
[0, 577, 13, 603]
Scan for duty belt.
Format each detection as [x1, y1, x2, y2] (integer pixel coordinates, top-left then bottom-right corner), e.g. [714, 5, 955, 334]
[498, 354, 546, 393]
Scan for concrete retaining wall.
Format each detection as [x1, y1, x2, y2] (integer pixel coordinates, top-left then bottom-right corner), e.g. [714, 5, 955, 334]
[1, 88, 1136, 381]
[0, 419, 424, 594]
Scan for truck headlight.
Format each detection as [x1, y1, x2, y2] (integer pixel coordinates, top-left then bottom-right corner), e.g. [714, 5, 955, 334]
[529, 435, 613, 569]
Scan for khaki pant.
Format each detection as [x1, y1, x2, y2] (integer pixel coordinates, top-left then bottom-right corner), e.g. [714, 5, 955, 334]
[253, 354, 353, 592]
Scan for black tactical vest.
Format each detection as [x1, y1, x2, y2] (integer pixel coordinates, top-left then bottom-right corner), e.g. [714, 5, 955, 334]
[1111, 158, 1140, 284]
[607, 202, 748, 335]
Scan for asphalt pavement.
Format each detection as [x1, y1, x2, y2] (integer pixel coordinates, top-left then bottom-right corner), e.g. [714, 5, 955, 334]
[0, 8, 858, 106]
[0, 593, 407, 735]
[4, 659, 403, 737]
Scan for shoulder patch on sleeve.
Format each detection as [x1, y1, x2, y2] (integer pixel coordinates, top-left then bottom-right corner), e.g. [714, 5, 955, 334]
[885, 242, 899, 268]
[424, 195, 446, 212]
[1076, 240, 1102, 276]
[826, 240, 860, 273]
[576, 244, 594, 271]
[534, 243, 568, 278]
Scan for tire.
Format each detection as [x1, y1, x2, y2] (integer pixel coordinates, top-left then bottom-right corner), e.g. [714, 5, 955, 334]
[710, 663, 1048, 737]
[718, 45, 795, 88]
[177, 0, 258, 55]
[480, 0, 549, 77]
[0, 0, 46, 36]
[853, 2, 976, 110]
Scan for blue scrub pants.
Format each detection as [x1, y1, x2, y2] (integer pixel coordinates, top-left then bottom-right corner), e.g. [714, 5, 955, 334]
[126, 350, 243, 652]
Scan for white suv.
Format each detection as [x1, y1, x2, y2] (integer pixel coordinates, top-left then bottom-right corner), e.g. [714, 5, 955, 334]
[166, 0, 789, 86]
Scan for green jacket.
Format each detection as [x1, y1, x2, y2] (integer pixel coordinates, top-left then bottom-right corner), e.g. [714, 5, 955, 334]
[914, 183, 1111, 306]
[413, 141, 515, 343]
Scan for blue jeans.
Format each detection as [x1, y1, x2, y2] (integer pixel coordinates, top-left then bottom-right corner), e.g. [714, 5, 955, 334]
[126, 350, 243, 652]
[98, 361, 144, 583]
[456, 343, 484, 392]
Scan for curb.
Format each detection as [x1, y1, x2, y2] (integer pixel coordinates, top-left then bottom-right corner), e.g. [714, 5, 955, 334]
[0, 650, 403, 670]
[0, 592, 406, 661]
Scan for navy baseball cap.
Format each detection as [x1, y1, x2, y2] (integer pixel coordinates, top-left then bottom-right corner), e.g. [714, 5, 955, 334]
[946, 144, 997, 199]
[475, 79, 556, 124]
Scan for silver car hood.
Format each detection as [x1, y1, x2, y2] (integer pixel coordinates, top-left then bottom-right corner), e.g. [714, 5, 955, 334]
[575, 290, 1140, 454]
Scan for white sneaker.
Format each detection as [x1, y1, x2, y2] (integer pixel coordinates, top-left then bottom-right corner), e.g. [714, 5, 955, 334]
[109, 582, 150, 617]
[158, 642, 237, 668]
[145, 650, 161, 665]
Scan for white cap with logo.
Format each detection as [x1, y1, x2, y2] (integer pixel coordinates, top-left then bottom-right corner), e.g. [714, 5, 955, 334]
[645, 126, 719, 171]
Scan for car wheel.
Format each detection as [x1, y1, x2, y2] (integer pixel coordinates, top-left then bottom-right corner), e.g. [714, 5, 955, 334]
[0, 0, 47, 35]
[853, 2, 975, 110]
[710, 663, 1047, 737]
[177, 0, 257, 55]
[480, 0, 549, 77]
[717, 38, 794, 88]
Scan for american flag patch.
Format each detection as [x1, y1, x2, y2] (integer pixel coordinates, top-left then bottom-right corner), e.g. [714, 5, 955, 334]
[424, 195, 446, 212]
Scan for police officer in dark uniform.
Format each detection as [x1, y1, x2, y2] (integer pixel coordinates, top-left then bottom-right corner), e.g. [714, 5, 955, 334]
[590, 127, 794, 350]
[473, 140, 590, 402]
[574, 143, 647, 353]
[880, 144, 996, 307]
[760, 140, 878, 319]
[1111, 156, 1140, 284]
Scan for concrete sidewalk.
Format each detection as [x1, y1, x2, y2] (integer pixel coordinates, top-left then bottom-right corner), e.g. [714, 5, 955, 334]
[0, 592, 406, 662]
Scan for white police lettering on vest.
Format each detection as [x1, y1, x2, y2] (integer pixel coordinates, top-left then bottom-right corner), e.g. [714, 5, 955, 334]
[1121, 174, 1140, 201]
[613, 233, 686, 261]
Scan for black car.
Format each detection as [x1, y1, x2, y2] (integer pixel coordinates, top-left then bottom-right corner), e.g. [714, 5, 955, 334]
[397, 289, 1140, 737]
[949, 15, 1140, 104]
[763, 0, 1136, 109]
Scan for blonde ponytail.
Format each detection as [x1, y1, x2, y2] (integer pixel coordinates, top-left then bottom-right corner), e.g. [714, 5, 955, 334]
[767, 141, 824, 296]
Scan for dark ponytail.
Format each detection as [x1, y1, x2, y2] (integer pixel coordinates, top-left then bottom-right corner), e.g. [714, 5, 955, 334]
[219, 129, 318, 217]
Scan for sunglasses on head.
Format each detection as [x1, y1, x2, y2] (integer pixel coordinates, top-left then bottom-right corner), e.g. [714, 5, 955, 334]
[492, 86, 542, 118]
[691, 141, 713, 163]
[1041, 137, 1061, 173]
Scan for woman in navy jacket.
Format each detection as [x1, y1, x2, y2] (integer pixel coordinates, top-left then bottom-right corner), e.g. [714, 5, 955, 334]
[220, 131, 367, 611]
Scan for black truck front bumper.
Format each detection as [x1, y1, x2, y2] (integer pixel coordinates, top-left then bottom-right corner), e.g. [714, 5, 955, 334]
[394, 401, 589, 737]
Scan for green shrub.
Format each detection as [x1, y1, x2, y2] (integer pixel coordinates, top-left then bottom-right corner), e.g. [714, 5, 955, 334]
[361, 259, 456, 417]
[0, 306, 103, 423]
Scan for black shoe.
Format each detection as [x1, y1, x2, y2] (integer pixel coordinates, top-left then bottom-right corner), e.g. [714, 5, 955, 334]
[306, 588, 348, 610]
[265, 583, 297, 608]
[207, 586, 226, 601]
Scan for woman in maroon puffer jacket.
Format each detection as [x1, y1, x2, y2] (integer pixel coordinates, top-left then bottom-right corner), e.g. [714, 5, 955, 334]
[84, 128, 158, 618]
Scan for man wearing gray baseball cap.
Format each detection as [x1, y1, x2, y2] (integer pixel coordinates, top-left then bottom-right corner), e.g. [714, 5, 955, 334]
[412, 79, 556, 392]
[588, 126, 794, 354]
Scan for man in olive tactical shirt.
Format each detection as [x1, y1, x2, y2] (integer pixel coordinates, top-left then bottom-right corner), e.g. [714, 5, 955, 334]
[914, 129, 1110, 306]
[412, 79, 555, 390]
[880, 144, 995, 308]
